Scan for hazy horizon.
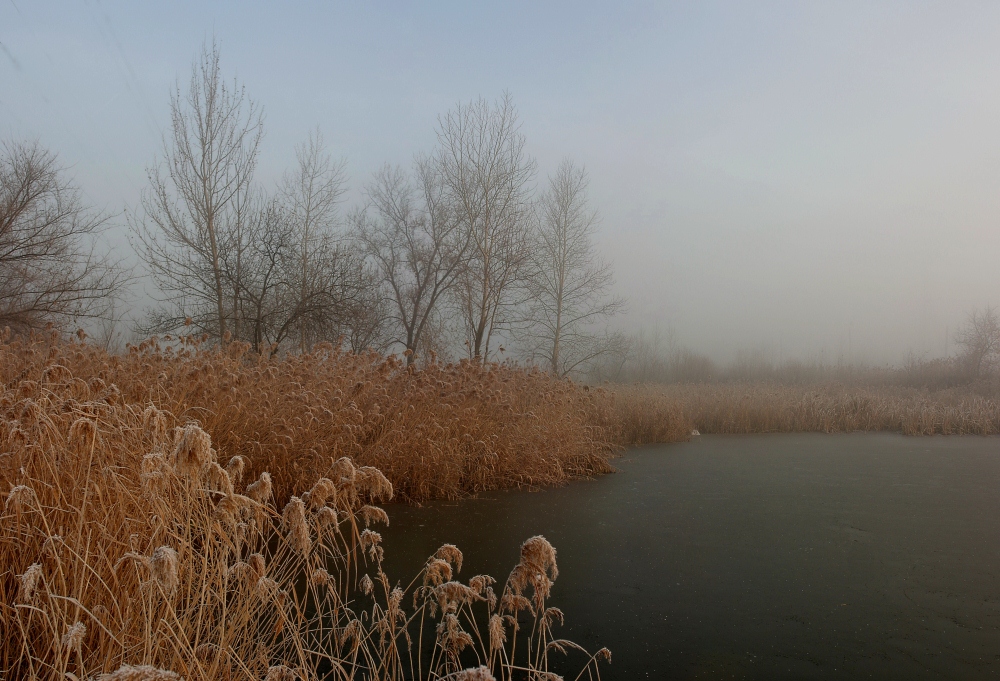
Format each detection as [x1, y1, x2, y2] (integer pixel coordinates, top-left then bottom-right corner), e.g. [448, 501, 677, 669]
[4, 1, 999, 364]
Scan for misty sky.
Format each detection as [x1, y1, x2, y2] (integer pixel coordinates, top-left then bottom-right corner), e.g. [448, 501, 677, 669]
[3, 1, 1000, 363]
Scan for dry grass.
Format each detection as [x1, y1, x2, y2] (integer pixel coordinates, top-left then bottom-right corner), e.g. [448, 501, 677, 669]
[0, 331, 689, 679]
[12, 328, 997, 677]
[11, 318, 999, 681]
[1, 332, 689, 504]
[589, 385, 693, 446]
[660, 382, 1000, 435]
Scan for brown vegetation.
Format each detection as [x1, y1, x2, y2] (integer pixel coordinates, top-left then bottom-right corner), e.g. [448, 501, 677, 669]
[661, 382, 1000, 436]
[7, 327, 999, 678]
[0, 331, 689, 505]
[0, 331, 689, 678]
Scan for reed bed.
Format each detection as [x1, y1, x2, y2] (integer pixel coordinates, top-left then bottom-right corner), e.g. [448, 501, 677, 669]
[589, 385, 693, 446]
[1, 331, 690, 505]
[9, 329, 996, 677]
[661, 382, 1000, 435]
[0, 330, 630, 679]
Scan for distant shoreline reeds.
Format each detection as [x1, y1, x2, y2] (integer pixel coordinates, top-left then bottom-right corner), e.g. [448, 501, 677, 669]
[659, 382, 1000, 436]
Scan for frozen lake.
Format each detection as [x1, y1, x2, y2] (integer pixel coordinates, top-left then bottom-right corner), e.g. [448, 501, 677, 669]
[380, 433, 1000, 679]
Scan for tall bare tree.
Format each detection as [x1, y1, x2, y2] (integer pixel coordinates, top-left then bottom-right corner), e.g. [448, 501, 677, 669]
[436, 93, 535, 360]
[280, 129, 348, 351]
[131, 40, 263, 339]
[521, 159, 625, 377]
[357, 158, 468, 364]
[0, 140, 124, 333]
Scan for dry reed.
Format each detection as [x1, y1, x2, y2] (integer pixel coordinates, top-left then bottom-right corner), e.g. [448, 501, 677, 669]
[1, 330, 688, 679]
[14, 329, 989, 677]
[661, 382, 1000, 435]
[0, 331, 689, 504]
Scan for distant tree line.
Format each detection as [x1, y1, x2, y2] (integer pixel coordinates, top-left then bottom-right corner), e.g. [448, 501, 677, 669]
[591, 308, 1000, 389]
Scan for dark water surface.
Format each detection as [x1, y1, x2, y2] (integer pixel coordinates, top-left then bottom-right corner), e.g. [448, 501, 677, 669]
[379, 433, 1000, 680]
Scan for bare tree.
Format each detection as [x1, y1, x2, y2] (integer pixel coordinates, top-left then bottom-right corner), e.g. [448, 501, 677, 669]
[436, 93, 535, 361]
[521, 159, 625, 376]
[955, 306, 1000, 379]
[0, 140, 124, 333]
[277, 131, 388, 354]
[131, 40, 263, 340]
[219, 191, 385, 355]
[329, 254, 390, 353]
[357, 158, 468, 364]
[277, 223, 389, 354]
[220, 195, 293, 352]
[280, 129, 348, 351]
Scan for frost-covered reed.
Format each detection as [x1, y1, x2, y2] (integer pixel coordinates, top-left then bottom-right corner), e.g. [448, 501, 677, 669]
[0, 331, 630, 679]
[0, 331, 688, 504]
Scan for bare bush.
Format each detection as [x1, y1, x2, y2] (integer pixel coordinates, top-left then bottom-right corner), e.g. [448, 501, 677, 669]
[220, 195, 293, 352]
[589, 328, 716, 384]
[954, 306, 1000, 380]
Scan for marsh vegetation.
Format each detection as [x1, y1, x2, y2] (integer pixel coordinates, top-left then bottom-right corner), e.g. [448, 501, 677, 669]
[0, 330, 690, 679]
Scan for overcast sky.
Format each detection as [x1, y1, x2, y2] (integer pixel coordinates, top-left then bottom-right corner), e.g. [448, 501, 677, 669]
[3, 1, 1000, 362]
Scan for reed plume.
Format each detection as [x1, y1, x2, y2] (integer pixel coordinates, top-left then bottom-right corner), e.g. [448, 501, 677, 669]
[150, 546, 178, 593]
[281, 496, 311, 556]
[17, 562, 42, 603]
[60, 621, 86, 654]
[100, 666, 182, 681]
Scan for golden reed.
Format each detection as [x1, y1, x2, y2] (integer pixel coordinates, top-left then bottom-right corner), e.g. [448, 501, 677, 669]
[1, 330, 680, 679]
[662, 381, 1000, 435]
[1, 331, 689, 504]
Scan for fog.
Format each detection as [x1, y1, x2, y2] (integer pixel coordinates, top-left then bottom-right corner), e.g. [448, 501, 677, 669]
[3, 1, 999, 364]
